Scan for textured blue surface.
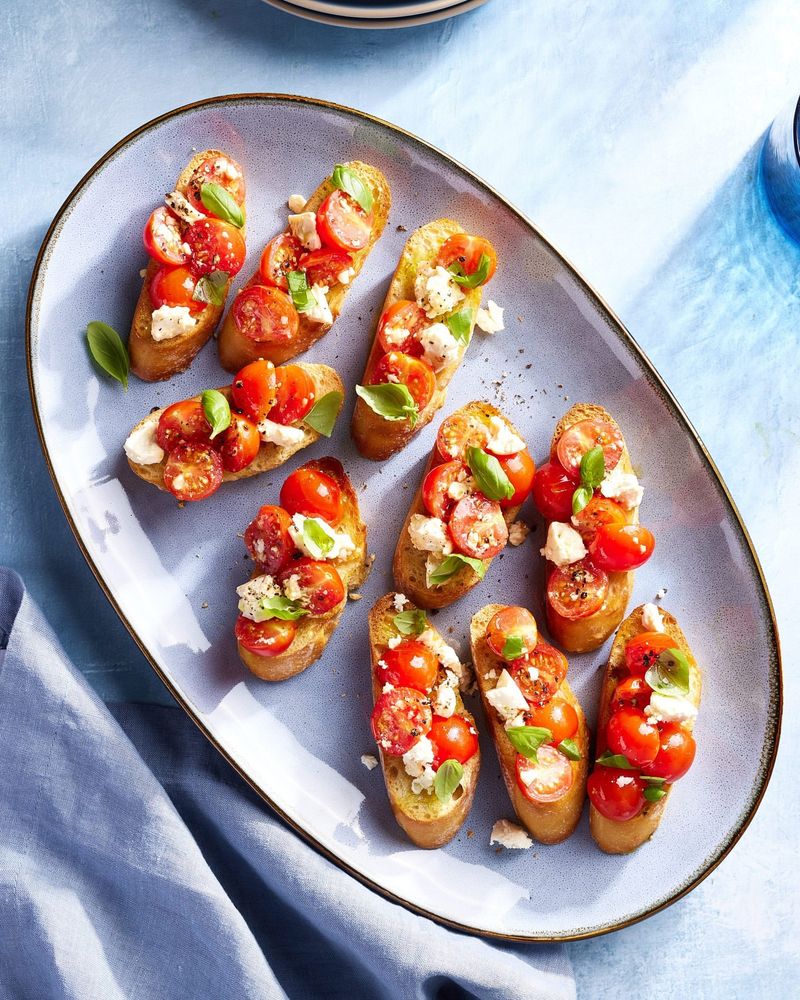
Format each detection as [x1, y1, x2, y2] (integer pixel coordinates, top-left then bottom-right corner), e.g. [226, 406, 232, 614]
[3, 0, 799, 994]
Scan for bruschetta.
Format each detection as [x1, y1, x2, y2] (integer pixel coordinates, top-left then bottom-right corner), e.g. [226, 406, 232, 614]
[470, 604, 589, 844]
[217, 162, 390, 371]
[235, 458, 369, 681]
[124, 359, 344, 502]
[129, 150, 247, 381]
[587, 603, 701, 854]
[368, 593, 480, 848]
[531, 403, 655, 653]
[392, 401, 534, 609]
[351, 222, 498, 460]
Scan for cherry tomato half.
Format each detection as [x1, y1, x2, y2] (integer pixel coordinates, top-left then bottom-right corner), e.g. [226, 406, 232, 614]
[532, 461, 575, 522]
[436, 411, 490, 463]
[232, 285, 299, 344]
[185, 154, 245, 214]
[316, 189, 372, 251]
[299, 248, 354, 288]
[371, 687, 432, 756]
[184, 217, 245, 278]
[379, 640, 438, 692]
[421, 461, 469, 520]
[572, 496, 627, 544]
[163, 442, 223, 501]
[259, 233, 303, 290]
[449, 494, 508, 559]
[231, 359, 278, 423]
[589, 524, 655, 572]
[641, 723, 696, 782]
[526, 697, 579, 745]
[235, 616, 296, 657]
[150, 265, 203, 314]
[244, 505, 295, 576]
[219, 412, 260, 473]
[156, 399, 212, 452]
[587, 766, 645, 821]
[268, 364, 316, 425]
[606, 707, 660, 767]
[624, 632, 676, 677]
[429, 715, 479, 768]
[511, 641, 568, 707]
[377, 300, 427, 355]
[435, 234, 497, 285]
[279, 559, 345, 616]
[515, 746, 573, 804]
[497, 450, 535, 510]
[556, 419, 624, 482]
[372, 352, 436, 411]
[547, 559, 609, 620]
[280, 467, 343, 525]
[612, 675, 652, 712]
[486, 606, 538, 661]
[143, 207, 187, 266]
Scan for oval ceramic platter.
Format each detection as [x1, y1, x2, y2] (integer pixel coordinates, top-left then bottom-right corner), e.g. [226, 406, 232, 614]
[27, 95, 781, 941]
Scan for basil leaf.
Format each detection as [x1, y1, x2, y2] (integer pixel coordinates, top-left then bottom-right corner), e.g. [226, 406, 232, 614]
[393, 609, 428, 636]
[192, 269, 229, 306]
[434, 759, 464, 801]
[287, 270, 317, 312]
[502, 634, 525, 661]
[580, 446, 606, 489]
[595, 750, 637, 769]
[304, 391, 342, 437]
[331, 164, 373, 214]
[506, 726, 553, 761]
[303, 518, 334, 557]
[355, 383, 419, 426]
[640, 775, 666, 787]
[448, 252, 490, 288]
[201, 389, 231, 440]
[86, 321, 129, 389]
[558, 738, 581, 761]
[200, 182, 244, 227]
[644, 648, 691, 697]
[466, 446, 514, 502]
[644, 786, 667, 803]
[256, 595, 309, 621]
[571, 485, 593, 515]
[446, 307, 474, 345]
[426, 553, 487, 586]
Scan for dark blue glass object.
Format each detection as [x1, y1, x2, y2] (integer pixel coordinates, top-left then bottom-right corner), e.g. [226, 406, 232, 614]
[761, 94, 800, 242]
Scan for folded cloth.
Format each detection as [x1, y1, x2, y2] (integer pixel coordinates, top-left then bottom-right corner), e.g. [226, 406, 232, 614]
[0, 568, 575, 1000]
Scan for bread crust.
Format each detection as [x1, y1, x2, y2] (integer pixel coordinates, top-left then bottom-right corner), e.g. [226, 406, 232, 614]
[238, 458, 369, 682]
[217, 161, 390, 371]
[129, 149, 244, 382]
[589, 605, 702, 853]
[470, 605, 589, 844]
[367, 593, 479, 848]
[351, 219, 483, 460]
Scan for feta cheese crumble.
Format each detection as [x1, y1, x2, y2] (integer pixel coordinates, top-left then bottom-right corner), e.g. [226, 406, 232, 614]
[337, 267, 355, 285]
[304, 284, 333, 325]
[257, 418, 306, 447]
[431, 683, 457, 719]
[150, 304, 196, 342]
[236, 575, 280, 622]
[393, 593, 408, 612]
[484, 415, 525, 456]
[600, 464, 643, 510]
[414, 263, 465, 319]
[360, 754, 379, 771]
[402, 736, 436, 795]
[645, 692, 698, 726]
[508, 521, 530, 546]
[419, 629, 462, 678]
[123, 413, 164, 466]
[288, 514, 355, 561]
[541, 522, 587, 567]
[490, 819, 532, 850]
[381, 324, 410, 349]
[287, 194, 307, 213]
[485, 669, 529, 723]
[641, 603, 665, 632]
[165, 190, 204, 224]
[475, 300, 505, 334]
[418, 323, 460, 371]
[408, 514, 453, 556]
[288, 211, 321, 251]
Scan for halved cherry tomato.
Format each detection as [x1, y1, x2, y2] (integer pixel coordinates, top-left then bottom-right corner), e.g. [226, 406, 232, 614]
[372, 352, 436, 411]
[244, 505, 295, 576]
[612, 676, 652, 712]
[516, 746, 573, 804]
[547, 559, 609, 620]
[532, 461, 575, 522]
[279, 559, 345, 616]
[435, 411, 490, 463]
[371, 687, 432, 756]
[163, 442, 222, 501]
[156, 399, 212, 452]
[435, 234, 497, 285]
[235, 616, 296, 657]
[607, 707, 660, 767]
[511, 641, 568, 707]
[232, 285, 299, 343]
[587, 766, 645, 821]
[377, 300, 427, 355]
[184, 218, 245, 278]
[572, 496, 627, 544]
[421, 461, 469, 520]
[280, 467, 342, 524]
[316, 189, 372, 251]
[486, 606, 538, 661]
[150, 265, 204, 314]
[219, 412, 260, 473]
[268, 364, 316, 425]
[589, 524, 655, 572]
[429, 715, 479, 767]
[185, 154, 245, 214]
[449, 494, 508, 559]
[231, 359, 278, 423]
[526, 697, 578, 745]
[556, 419, 624, 482]
[642, 723, 696, 782]
[379, 640, 438, 692]
[259, 233, 303, 290]
[299, 248, 354, 288]
[624, 632, 676, 677]
[143, 207, 187, 266]
[497, 450, 535, 510]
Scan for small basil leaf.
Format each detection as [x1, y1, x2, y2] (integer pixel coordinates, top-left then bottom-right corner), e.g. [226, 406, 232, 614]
[644, 648, 691, 697]
[434, 759, 464, 801]
[506, 726, 553, 761]
[200, 182, 244, 227]
[580, 446, 606, 490]
[640, 775, 666, 787]
[86, 321, 129, 389]
[393, 609, 428, 636]
[448, 252, 490, 288]
[571, 485, 593, 515]
[644, 786, 667, 803]
[256, 595, 309, 621]
[303, 391, 342, 437]
[446, 307, 474, 345]
[595, 750, 637, 769]
[426, 553, 487, 586]
[192, 269, 229, 306]
[502, 635, 525, 661]
[287, 270, 317, 312]
[331, 164, 373, 214]
[201, 389, 231, 440]
[355, 383, 419, 426]
[558, 738, 581, 761]
[466, 446, 514, 502]
[302, 518, 334, 557]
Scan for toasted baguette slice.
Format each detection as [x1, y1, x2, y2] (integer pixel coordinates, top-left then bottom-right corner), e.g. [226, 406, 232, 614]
[351, 219, 484, 460]
[470, 605, 589, 844]
[392, 401, 522, 609]
[238, 458, 369, 682]
[218, 161, 390, 371]
[129, 150, 245, 382]
[589, 605, 702, 854]
[126, 364, 343, 493]
[544, 403, 638, 653]
[368, 593, 479, 848]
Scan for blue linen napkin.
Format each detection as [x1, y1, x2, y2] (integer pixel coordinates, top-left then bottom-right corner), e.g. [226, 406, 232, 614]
[0, 568, 575, 1000]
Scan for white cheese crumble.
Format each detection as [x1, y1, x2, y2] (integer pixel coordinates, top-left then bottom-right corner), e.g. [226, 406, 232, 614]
[645, 692, 698, 726]
[418, 322, 460, 371]
[408, 514, 453, 556]
[419, 629, 462, 679]
[508, 521, 529, 546]
[656, 587, 667, 600]
[287, 194, 306, 213]
[257, 418, 306, 447]
[150, 304, 197, 342]
[403, 737, 436, 794]
[475, 300, 505, 334]
[485, 669, 529, 722]
[431, 684, 456, 718]
[304, 283, 333, 325]
[288, 211, 321, 251]
[282, 574, 303, 602]
[600, 464, 643, 510]
[393, 593, 408, 612]
[215, 157, 240, 180]
[123, 413, 164, 466]
[236, 575, 280, 622]
[360, 753, 379, 771]
[288, 514, 355, 561]
[485, 415, 525, 456]
[541, 522, 587, 567]
[490, 819, 532, 850]
[641, 603, 665, 632]
[414, 263, 465, 319]
[165, 190, 204, 224]
[337, 267, 355, 285]
[382, 324, 410, 348]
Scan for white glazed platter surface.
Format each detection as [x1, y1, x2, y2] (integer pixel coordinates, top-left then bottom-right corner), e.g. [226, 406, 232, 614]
[27, 95, 781, 941]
